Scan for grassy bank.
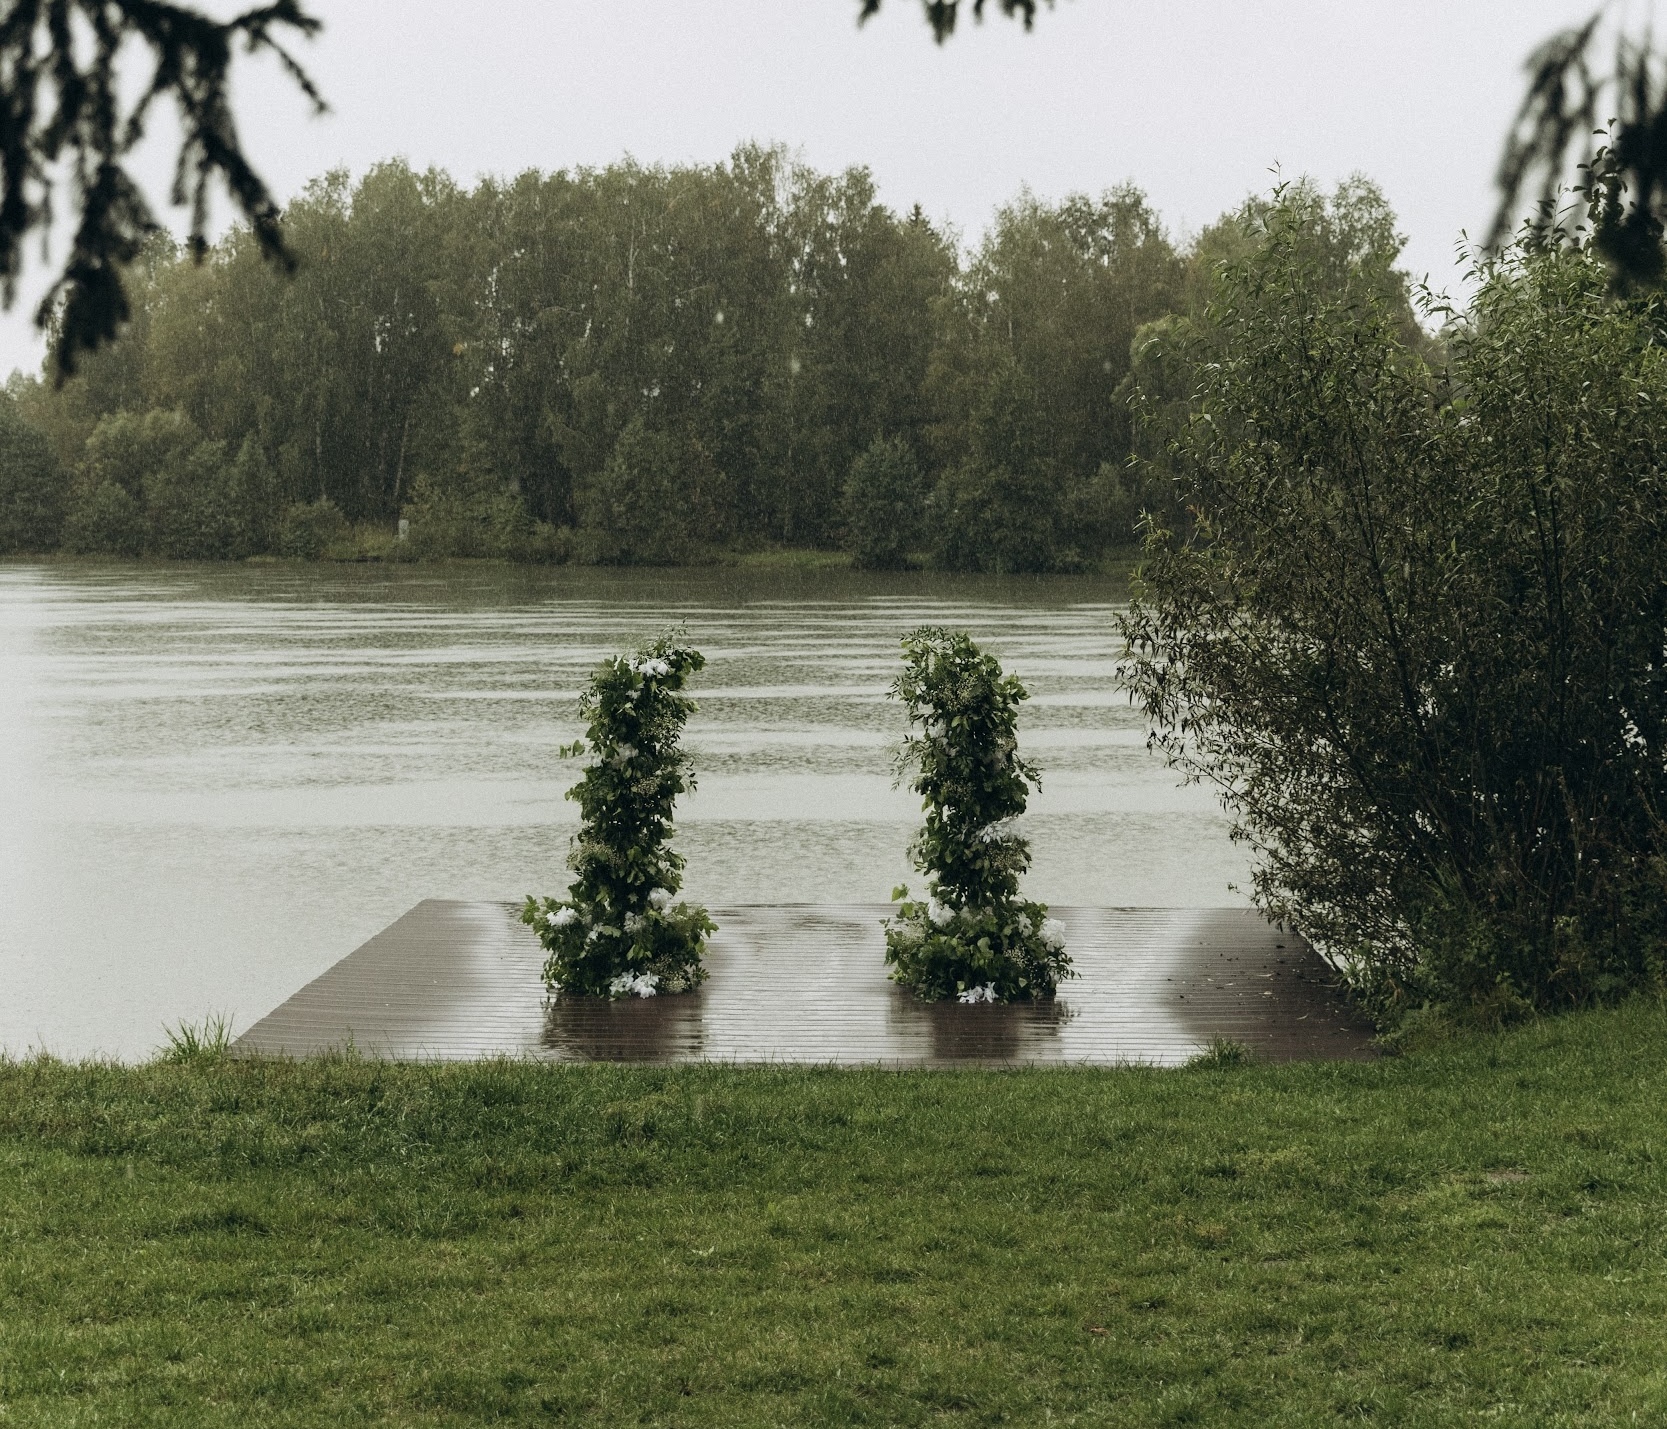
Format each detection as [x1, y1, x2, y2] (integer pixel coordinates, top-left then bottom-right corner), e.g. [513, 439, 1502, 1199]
[4, 1005, 1666, 1426]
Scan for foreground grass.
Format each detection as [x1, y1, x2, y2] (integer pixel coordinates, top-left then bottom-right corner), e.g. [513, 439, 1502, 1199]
[3, 1007, 1667, 1426]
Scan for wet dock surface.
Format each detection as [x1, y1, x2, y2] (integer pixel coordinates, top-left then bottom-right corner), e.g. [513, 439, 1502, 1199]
[232, 901, 1375, 1066]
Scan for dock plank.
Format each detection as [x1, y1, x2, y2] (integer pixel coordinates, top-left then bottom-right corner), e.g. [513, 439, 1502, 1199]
[232, 902, 1374, 1066]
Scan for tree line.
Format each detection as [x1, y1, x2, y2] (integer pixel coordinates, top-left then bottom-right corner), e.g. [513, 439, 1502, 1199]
[0, 148, 1413, 569]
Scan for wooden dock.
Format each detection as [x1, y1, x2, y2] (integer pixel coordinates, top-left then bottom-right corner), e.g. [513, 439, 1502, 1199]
[231, 902, 1374, 1066]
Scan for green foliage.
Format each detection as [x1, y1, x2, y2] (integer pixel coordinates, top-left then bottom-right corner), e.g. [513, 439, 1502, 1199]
[399, 473, 552, 561]
[145, 437, 270, 558]
[524, 633, 713, 998]
[61, 479, 144, 556]
[0, 394, 64, 552]
[884, 627, 1070, 1001]
[1122, 194, 1667, 1027]
[842, 435, 921, 569]
[929, 360, 1066, 572]
[6, 163, 1450, 584]
[573, 419, 704, 565]
[15, 154, 1196, 569]
[59, 406, 264, 558]
[276, 497, 349, 559]
[926, 186, 1186, 570]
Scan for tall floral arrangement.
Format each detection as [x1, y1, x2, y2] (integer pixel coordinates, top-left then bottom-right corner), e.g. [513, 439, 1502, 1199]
[523, 632, 713, 998]
[883, 626, 1070, 1002]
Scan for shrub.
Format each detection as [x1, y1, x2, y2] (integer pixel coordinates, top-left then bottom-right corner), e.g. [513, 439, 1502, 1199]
[843, 436, 921, 569]
[64, 408, 199, 556]
[1120, 207, 1667, 1027]
[400, 473, 534, 559]
[145, 439, 266, 559]
[61, 480, 145, 556]
[0, 399, 64, 552]
[928, 360, 1070, 574]
[883, 627, 1071, 1001]
[523, 633, 713, 998]
[574, 419, 703, 565]
[277, 498, 350, 559]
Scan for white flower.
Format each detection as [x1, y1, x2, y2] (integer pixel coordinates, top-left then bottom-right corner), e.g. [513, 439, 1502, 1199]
[608, 971, 660, 998]
[926, 897, 953, 928]
[647, 887, 673, 911]
[1040, 918, 1067, 952]
[548, 906, 578, 929]
[634, 656, 671, 678]
[976, 817, 1019, 844]
[1016, 913, 1033, 936]
[958, 984, 998, 1004]
[623, 912, 644, 934]
[614, 742, 637, 763]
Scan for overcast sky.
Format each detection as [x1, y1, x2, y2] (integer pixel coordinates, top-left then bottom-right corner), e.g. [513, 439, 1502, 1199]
[0, 0, 1600, 377]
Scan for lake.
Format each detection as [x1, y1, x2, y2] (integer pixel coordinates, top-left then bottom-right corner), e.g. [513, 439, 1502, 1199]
[0, 561, 1249, 1059]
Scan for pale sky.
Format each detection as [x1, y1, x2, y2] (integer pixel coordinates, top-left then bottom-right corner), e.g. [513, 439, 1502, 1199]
[0, 0, 1600, 377]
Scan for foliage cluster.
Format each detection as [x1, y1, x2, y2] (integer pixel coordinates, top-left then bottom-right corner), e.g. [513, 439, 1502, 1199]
[841, 434, 922, 569]
[884, 627, 1070, 1001]
[0, 0, 322, 377]
[0, 152, 1224, 568]
[523, 633, 712, 998]
[1122, 193, 1667, 1027]
[8, 1002, 1667, 1422]
[0, 387, 61, 552]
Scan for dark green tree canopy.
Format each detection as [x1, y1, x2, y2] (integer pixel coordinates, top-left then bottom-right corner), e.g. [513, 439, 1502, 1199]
[0, 0, 321, 377]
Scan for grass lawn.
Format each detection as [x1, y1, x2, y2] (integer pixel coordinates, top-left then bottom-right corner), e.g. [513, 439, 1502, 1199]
[3, 1004, 1666, 1426]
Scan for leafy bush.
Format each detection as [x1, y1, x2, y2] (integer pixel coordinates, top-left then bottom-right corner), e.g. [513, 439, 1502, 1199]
[843, 436, 921, 569]
[401, 473, 539, 559]
[145, 438, 269, 559]
[1121, 206, 1667, 1027]
[277, 498, 350, 559]
[63, 408, 197, 556]
[574, 419, 704, 565]
[883, 627, 1070, 1001]
[61, 480, 145, 556]
[523, 633, 713, 998]
[0, 399, 64, 552]
[928, 363, 1064, 573]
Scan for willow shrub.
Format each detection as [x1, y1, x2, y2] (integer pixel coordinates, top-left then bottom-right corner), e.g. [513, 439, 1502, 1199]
[883, 627, 1070, 1002]
[1121, 215, 1667, 1028]
[523, 634, 713, 998]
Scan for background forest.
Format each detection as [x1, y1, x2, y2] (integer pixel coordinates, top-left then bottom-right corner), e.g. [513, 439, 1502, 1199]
[0, 146, 1413, 570]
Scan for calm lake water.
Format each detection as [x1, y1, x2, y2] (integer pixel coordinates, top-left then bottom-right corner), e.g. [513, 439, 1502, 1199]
[0, 561, 1249, 1059]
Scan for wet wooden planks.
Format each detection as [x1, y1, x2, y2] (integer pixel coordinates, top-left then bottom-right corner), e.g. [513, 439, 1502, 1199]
[231, 902, 1374, 1066]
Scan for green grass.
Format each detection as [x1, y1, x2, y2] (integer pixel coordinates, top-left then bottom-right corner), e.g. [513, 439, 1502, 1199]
[5, 1004, 1667, 1426]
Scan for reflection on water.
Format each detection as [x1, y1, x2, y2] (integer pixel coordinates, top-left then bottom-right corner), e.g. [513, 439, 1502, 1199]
[0, 561, 1251, 1059]
[885, 988, 1076, 1063]
[542, 989, 705, 1063]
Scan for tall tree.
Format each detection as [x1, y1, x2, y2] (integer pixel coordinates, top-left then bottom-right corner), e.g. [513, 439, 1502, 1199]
[928, 185, 1183, 569]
